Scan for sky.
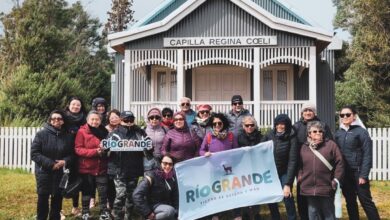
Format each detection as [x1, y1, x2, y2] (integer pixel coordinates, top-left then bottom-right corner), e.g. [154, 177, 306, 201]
[0, 0, 348, 40]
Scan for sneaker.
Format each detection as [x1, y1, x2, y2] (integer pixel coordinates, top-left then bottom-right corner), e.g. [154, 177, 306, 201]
[100, 211, 112, 220]
[89, 198, 96, 209]
[81, 213, 90, 220]
[71, 207, 81, 217]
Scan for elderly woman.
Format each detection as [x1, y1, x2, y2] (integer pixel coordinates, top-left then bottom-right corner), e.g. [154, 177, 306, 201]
[133, 154, 178, 220]
[31, 110, 75, 220]
[262, 114, 298, 220]
[75, 110, 110, 220]
[298, 121, 344, 220]
[191, 104, 213, 141]
[105, 109, 121, 133]
[161, 112, 201, 162]
[335, 106, 380, 220]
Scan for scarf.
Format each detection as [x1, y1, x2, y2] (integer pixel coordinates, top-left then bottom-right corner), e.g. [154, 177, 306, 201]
[161, 119, 174, 128]
[88, 124, 108, 140]
[195, 116, 210, 127]
[211, 129, 228, 140]
[155, 169, 175, 180]
[65, 111, 85, 125]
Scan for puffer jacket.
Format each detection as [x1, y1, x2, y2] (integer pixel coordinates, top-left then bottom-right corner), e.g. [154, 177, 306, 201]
[107, 125, 147, 178]
[31, 123, 75, 195]
[190, 118, 212, 141]
[161, 126, 200, 162]
[199, 131, 238, 155]
[298, 139, 344, 197]
[75, 124, 108, 176]
[293, 116, 333, 147]
[227, 109, 252, 135]
[237, 129, 262, 147]
[145, 124, 167, 158]
[133, 170, 178, 217]
[335, 125, 372, 179]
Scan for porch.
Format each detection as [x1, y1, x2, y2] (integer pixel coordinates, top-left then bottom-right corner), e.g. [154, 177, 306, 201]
[128, 100, 306, 128]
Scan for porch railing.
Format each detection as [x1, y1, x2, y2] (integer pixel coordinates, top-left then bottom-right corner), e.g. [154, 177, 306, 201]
[129, 100, 306, 127]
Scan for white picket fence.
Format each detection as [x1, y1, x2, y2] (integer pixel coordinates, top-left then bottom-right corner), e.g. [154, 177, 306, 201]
[0, 127, 389, 180]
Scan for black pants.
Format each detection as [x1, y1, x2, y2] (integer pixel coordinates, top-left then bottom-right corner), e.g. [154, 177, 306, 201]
[37, 193, 63, 220]
[107, 175, 116, 209]
[297, 183, 309, 220]
[342, 169, 380, 220]
[80, 174, 108, 214]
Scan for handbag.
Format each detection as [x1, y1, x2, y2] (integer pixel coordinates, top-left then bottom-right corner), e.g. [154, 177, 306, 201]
[59, 167, 82, 198]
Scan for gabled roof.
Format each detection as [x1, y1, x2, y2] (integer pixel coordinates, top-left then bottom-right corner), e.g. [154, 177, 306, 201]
[108, 0, 333, 52]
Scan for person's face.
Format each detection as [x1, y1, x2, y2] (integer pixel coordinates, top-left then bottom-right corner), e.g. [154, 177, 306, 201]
[308, 127, 324, 143]
[212, 118, 224, 132]
[340, 108, 355, 126]
[96, 104, 105, 114]
[162, 112, 173, 122]
[109, 113, 121, 127]
[50, 113, 64, 129]
[173, 115, 185, 129]
[148, 115, 161, 127]
[302, 108, 315, 121]
[121, 117, 135, 127]
[276, 123, 285, 133]
[243, 120, 256, 134]
[180, 101, 191, 112]
[69, 100, 81, 114]
[232, 101, 243, 113]
[87, 113, 101, 128]
[161, 156, 174, 173]
[198, 110, 210, 120]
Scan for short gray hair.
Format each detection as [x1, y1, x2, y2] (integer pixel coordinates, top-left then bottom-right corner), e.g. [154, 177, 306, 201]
[241, 116, 258, 129]
[87, 110, 102, 121]
[307, 121, 324, 134]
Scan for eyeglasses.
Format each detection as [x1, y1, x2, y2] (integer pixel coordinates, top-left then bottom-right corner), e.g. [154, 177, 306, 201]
[244, 124, 255, 128]
[181, 103, 190, 107]
[310, 130, 324, 134]
[174, 118, 184, 121]
[199, 111, 210, 114]
[213, 122, 223, 127]
[232, 102, 243, 106]
[339, 113, 352, 118]
[163, 114, 172, 118]
[162, 161, 173, 166]
[148, 116, 161, 121]
[122, 118, 135, 123]
[50, 117, 63, 121]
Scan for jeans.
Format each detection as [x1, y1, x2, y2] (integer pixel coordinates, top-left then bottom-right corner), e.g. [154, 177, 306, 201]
[113, 176, 138, 220]
[307, 196, 335, 220]
[37, 193, 63, 220]
[342, 169, 380, 220]
[268, 174, 297, 220]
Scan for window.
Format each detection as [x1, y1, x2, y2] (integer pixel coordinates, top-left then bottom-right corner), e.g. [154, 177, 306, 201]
[153, 67, 177, 101]
[261, 65, 293, 100]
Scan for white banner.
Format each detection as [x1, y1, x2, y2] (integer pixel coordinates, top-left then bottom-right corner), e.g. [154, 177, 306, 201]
[164, 36, 277, 47]
[175, 141, 283, 220]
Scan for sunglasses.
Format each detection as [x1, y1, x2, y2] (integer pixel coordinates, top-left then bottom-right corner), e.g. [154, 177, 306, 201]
[199, 111, 210, 114]
[50, 117, 63, 121]
[310, 130, 323, 134]
[244, 124, 255, 128]
[174, 118, 184, 121]
[122, 118, 135, 123]
[339, 113, 352, 118]
[181, 103, 190, 107]
[162, 161, 173, 166]
[163, 114, 172, 118]
[213, 122, 223, 127]
[232, 102, 243, 106]
[148, 116, 161, 121]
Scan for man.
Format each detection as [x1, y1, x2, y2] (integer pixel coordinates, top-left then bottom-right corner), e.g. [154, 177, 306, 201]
[293, 102, 333, 220]
[178, 97, 196, 126]
[107, 111, 147, 220]
[227, 95, 251, 136]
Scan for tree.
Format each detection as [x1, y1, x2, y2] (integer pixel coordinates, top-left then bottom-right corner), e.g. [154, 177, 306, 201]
[105, 0, 135, 33]
[333, 0, 390, 127]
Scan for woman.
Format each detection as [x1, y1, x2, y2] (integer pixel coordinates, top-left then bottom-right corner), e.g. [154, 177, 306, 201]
[105, 109, 121, 133]
[133, 155, 178, 220]
[262, 114, 298, 220]
[31, 110, 75, 220]
[144, 108, 167, 171]
[234, 116, 262, 220]
[161, 112, 201, 162]
[75, 110, 110, 220]
[335, 106, 380, 220]
[161, 107, 174, 130]
[92, 97, 109, 126]
[298, 121, 344, 220]
[190, 104, 213, 141]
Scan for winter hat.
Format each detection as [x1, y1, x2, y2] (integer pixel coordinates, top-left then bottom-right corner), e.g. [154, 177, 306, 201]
[92, 97, 107, 109]
[120, 110, 134, 119]
[197, 104, 212, 112]
[147, 108, 162, 118]
[274, 114, 292, 133]
[231, 95, 243, 104]
[301, 102, 317, 115]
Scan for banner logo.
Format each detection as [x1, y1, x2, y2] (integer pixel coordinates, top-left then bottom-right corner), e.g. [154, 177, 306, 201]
[101, 135, 152, 151]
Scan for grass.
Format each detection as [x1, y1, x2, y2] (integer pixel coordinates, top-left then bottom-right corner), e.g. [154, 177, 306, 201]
[1, 168, 389, 219]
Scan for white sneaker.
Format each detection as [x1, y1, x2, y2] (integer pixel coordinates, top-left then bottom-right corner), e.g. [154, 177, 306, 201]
[89, 198, 96, 208]
[82, 213, 90, 220]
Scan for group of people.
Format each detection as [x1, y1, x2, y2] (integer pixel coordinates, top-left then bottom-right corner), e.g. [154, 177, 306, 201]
[31, 95, 380, 220]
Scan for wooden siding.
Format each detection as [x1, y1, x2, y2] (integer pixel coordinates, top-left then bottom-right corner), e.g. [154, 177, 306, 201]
[113, 54, 124, 110]
[127, 0, 314, 50]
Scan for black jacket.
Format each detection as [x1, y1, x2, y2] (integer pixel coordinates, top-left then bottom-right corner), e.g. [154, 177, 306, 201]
[31, 123, 75, 195]
[262, 128, 298, 186]
[237, 130, 262, 147]
[107, 125, 147, 178]
[335, 125, 372, 179]
[133, 170, 178, 217]
[293, 116, 333, 147]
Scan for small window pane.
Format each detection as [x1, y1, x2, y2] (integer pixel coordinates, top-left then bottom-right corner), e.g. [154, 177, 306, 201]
[170, 71, 177, 101]
[277, 70, 287, 100]
[157, 71, 167, 101]
[263, 70, 273, 100]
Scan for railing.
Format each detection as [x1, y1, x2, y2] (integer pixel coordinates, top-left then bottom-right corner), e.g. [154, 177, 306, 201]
[1, 127, 389, 180]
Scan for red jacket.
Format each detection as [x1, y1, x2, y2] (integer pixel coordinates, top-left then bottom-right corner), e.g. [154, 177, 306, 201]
[75, 124, 107, 175]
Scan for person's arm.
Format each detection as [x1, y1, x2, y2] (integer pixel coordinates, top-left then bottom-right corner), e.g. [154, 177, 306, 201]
[161, 133, 171, 156]
[31, 132, 55, 170]
[324, 124, 334, 140]
[74, 131, 99, 158]
[332, 141, 345, 187]
[199, 134, 209, 156]
[132, 176, 153, 218]
[286, 136, 299, 187]
[359, 129, 373, 180]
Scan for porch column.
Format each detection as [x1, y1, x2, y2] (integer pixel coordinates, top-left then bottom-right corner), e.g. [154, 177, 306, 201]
[177, 49, 184, 101]
[309, 46, 317, 105]
[253, 47, 261, 125]
[124, 49, 131, 110]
